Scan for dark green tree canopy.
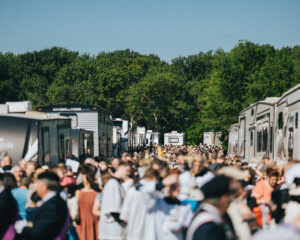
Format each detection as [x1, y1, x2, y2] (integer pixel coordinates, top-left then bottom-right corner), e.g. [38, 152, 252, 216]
[1, 42, 299, 146]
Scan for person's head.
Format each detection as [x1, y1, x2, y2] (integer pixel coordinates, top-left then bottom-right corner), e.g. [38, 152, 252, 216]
[144, 168, 160, 181]
[244, 168, 256, 185]
[13, 165, 22, 183]
[112, 158, 120, 169]
[18, 159, 27, 170]
[152, 159, 162, 171]
[114, 162, 132, 181]
[1, 155, 12, 168]
[162, 173, 180, 198]
[36, 171, 61, 198]
[85, 158, 95, 166]
[201, 175, 237, 215]
[267, 169, 280, 188]
[26, 161, 36, 177]
[80, 164, 95, 188]
[19, 176, 32, 188]
[99, 161, 108, 173]
[3, 172, 18, 190]
[191, 160, 202, 176]
[50, 165, 66, 180]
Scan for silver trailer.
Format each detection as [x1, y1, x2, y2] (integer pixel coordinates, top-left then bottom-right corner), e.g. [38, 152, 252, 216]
[164, 131, 184, 146]
[112, 118, 130, 156]
[37, 105, 113, 158]
[71, 129, 94, 158]
[0, 112, 71, 166]
[238, 97, 279, 161]
[228, 124, 239, 158]
[136, 126, 146, 150]
[274, 84, 300, 163]
[203, 131, 222, 148]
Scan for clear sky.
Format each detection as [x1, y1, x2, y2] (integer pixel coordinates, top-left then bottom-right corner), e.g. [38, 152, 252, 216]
[0, 0, 299, 61]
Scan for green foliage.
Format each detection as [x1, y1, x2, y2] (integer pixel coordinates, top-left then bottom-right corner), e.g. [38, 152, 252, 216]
[1, 42, 300, 146]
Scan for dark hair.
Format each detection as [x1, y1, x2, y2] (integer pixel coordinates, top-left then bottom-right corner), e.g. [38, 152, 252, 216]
[31, 191, 41, 203]
[201, 175, 233, 199]
[267, 168, 280, 178]
[19, 176, 32, 188]
[37, 171, 61, 191]
[3, 172, 17, 190]
[80, 164, 95, 186]
[66, 184, 77, 198]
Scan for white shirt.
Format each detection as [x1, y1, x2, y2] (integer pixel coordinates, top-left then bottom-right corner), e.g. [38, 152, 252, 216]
[99, 178, 125, 240]
[120, 182, 156, 240]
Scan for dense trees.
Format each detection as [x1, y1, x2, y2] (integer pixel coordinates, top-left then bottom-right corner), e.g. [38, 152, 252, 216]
[1, 42, 300, 146]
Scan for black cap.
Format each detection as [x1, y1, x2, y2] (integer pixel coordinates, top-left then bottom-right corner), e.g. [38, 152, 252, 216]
[201, 175, 232, 199]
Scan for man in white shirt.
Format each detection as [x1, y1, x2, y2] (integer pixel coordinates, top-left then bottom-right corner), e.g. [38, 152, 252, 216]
[99, 162, 131, 240]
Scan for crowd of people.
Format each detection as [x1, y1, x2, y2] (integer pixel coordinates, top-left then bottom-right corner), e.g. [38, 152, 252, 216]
[1, 144, 300, 240]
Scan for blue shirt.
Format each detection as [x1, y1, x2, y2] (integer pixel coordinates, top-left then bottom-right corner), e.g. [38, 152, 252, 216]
[12, 188, 28, 219]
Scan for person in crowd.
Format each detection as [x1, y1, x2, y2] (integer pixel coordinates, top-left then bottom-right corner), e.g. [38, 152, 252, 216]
[26, 191, 41, 221]
[186, 175, 238, 240]
[144, 172, 193, 240]
[3, 172, 18, 190]
[18, 159, 27, 172]
[120, 168, 160, 240]
[0, 173, 18, 239]
[14, 171, 69, 240]
[99, 162, 131, 240]
[13, 165, 23, 185]
[66, 184, 79, 240]
[12, 176, 31, 220]
[25, 161, 36, 178]
[0, 154, 13, 173]
[75, 164, 98, 240]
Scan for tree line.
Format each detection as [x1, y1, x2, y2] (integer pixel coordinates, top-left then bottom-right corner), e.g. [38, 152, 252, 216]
[1, 41, 300, 147]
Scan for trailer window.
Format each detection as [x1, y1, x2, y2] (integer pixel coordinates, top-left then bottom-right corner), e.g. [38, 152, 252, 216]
[296, 113, 298, 129]
[42, 127, 50, 164]
[278, 112, 283, 129]
[263, 129, 268, 152]
[257, 131, 262, 152]
[270, 126, 273, 153]
[251, 109, 254, 116]
[250, 131, 253, 146]
[59, 135, 65, 161]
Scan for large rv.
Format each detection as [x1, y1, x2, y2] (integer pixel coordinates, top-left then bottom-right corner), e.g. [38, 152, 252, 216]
[112, 118, 130, 157]
[37, 105, 113, 158]
[71, 129, 94, 158]
[203, 131, 222, 148]
[0, 112, 72, 166]
[228, 124, 239, 157]
[238, 97, 279, 161]
[274, 84, 300, 163]
[136, 126, 146, 150]
[164, 131, 184, 146]
[146, 130, 163, 147]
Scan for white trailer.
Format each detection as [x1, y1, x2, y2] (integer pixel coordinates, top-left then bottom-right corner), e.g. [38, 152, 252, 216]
[228, 124, 239, 157]
[113, 118, 130, 156]
[274, 83, 300, 163]
[164, 131, 184, 146]
[238, 97, 279, 162]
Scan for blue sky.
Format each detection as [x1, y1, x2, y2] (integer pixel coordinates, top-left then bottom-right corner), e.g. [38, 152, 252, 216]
[0, 0, 299, 61]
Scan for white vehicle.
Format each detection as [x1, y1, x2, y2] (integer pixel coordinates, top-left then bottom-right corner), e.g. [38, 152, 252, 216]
[228, 124, 239, 157]
[203, 131, 222, 148]
[38, 105, 113, 158]
[0, 111, 72, 166]
[136, 126, 146, 150]
[238, 97, 279, 161]
[274, 84, 300, 163]
[164, 131, 184, 146]
[112, 118, 130, 156]
[146, 130, 163, 147]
